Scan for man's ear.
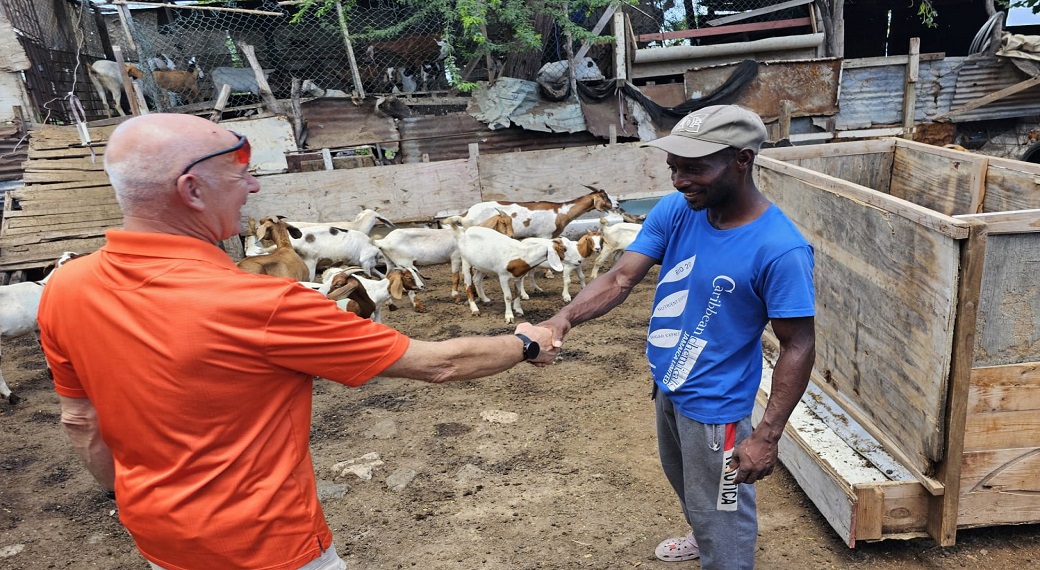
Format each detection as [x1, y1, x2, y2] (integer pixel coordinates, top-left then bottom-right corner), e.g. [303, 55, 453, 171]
[176, 174, 207, 212]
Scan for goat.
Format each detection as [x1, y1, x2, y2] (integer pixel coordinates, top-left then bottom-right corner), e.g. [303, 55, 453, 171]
[290, 225, 386, 282]
[88, 60, 144, 118]
[451, 223, 564, 324]
[450, 186, 614, 240]
[152, 58, 202, 105]
[589, 219, 643, 278]
[517, 236, 591, 303]
[372, 212, 515, 312]
[236, 217, 310, 282]
[1, 252, 83, 404]
[280, 209, 396, 235]
[321, 268, 378, 319]
[323, 267, 423, 323]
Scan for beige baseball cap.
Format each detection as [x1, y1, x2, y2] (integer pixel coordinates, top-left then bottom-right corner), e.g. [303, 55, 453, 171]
[642, 104, 767, 158]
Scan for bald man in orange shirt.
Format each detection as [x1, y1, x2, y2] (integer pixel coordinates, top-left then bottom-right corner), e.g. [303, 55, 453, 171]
[38, 113, 556, 570]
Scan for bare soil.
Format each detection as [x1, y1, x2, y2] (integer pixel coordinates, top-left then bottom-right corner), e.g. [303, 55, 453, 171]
[2, 263, 1039, 569]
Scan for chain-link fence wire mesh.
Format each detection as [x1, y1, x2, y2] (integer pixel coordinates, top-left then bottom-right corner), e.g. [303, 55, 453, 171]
[119, 0, 451, 108]
[626, 0, 813, 46]
[3, 0, 109, 123]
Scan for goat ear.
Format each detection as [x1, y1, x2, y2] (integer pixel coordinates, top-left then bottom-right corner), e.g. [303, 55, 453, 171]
[389, 274, 404, 299]
[547, 244, 564, 272]
[327, 279, 359, 301]
[287, 225, 302, 239]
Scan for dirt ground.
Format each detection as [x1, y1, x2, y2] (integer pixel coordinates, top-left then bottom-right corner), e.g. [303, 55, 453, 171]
[2, 262, 1040, 569]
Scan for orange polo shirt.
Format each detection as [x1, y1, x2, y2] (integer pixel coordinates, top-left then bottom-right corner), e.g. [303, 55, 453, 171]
[38, 230, 409, 570]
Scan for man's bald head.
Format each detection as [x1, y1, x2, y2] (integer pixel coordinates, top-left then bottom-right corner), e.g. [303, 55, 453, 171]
[105, 114, 240, 214]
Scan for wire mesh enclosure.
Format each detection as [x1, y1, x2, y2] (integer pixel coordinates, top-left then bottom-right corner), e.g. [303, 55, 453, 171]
[626, 0, 815, 46]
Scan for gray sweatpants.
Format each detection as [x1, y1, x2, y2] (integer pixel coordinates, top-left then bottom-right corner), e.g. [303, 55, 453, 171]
[656, 393, 758, 569]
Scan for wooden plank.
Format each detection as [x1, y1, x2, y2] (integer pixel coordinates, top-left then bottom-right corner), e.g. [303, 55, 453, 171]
[761, 138, 895, 161]
[23, 158, 107, 171]
[968, 363, 1040, 414]
[957, 487, 1040, 527]
[957, 209, 1040, 235]
[980, 160, 1040, 213]
[636, 18, 811, 42]
[878, 482, 931, 537]
[761, 149, 893, 193]
[246, 158, 481, 223]
[476, 142, 671, 209]
[961, 447, 1040, 494]
[757, 156, 971, 238]
[757, 158, 964, 474]
[855, 486, 884, 540]
[890, 142, 984, 217]
[965, 410, 1040, 452]
[973, 233, 1040, 366]
[707, 0, 814, 25]
[901, 38, 920, 140]
[842, 52, 945, 69]
[927, 220, 986, 547]
[966, 156, 989, 214]
[23, 170, 112, 185]
[30, 124, 118, 150]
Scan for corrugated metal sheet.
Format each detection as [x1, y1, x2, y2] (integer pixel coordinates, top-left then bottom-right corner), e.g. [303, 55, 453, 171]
[683, 58, 841, 122]
[398, 113, 602, 164]
[948, 56, 1040, 122]
[468, 78, 587, 133]
[835, 55, 1040, 130]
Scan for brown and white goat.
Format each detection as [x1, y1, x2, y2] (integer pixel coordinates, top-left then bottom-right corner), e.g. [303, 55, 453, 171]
[372, 211, 515, 311]
[451, 186, 614, 239]
[323, 269, 377, 319]
[236, 217, 310, 282]
[88, 60, 144, 118]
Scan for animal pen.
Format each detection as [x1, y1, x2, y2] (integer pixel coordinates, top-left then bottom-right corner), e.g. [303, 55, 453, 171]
[754, 139, 1040, 546]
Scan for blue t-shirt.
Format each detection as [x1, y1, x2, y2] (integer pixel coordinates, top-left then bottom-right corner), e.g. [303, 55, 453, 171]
[627, 193, 815, 424]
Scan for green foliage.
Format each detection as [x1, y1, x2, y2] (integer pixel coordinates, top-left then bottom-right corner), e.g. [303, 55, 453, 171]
[290, 0, 627, 92]
[916, 0, 938, 28]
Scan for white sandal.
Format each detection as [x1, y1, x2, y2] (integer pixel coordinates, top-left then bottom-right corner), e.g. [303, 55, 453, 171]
[654, 531, 700, 562]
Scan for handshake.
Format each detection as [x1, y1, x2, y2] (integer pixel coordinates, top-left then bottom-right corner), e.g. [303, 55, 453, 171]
[513, 319, 568, 367]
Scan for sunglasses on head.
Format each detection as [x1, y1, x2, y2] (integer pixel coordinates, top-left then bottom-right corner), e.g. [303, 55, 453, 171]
[180, 131, 251, 176]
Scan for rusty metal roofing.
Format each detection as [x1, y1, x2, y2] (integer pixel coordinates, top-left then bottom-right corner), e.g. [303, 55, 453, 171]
[0, 126, 28, 182]
[397, 113, 603, 164]
[300, 97, 399, 151]
[834, 55, 1040, 129]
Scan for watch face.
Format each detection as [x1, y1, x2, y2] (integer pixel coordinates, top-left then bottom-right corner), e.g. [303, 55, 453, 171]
[525, 339, 540, 360]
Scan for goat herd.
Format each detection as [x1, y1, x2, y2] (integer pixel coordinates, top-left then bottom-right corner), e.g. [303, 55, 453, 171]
[0, 188, 644, 405]
[236, 187, 644, 325]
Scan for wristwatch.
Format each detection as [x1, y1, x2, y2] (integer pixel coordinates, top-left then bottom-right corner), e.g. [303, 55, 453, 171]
[515, 333, 540, 361]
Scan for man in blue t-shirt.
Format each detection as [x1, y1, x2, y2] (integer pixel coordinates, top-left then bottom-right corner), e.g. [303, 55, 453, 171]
[538, 105, 816, 569]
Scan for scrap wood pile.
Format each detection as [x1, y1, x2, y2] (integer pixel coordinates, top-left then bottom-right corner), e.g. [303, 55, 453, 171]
[0, 124, 120, 277]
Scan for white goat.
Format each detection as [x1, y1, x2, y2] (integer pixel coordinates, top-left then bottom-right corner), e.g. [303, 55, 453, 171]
[88, 60, 144, 118]
[372, 212, 515, 312]
[281, 209, 396, 235]
[452, 224, 564, 324]
[291, 225, 385, 281]
[517, 236, 591, 303]
[589, 220, 643, 278]
[323, 267, 423, 322]
[0, 252, 82, 403]
[449, 186, 614, 239]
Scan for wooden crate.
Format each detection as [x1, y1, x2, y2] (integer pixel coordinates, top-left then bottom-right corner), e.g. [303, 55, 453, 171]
[756, 138, 1040, 546]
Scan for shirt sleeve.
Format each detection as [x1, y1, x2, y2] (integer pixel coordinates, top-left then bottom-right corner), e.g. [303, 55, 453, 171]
[38, 287, 88, 398]
[759, 245, 816, 319]
[261, 285, 410, 387]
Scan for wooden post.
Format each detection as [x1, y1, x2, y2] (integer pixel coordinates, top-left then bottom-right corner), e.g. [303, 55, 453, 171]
[613, 10, 627, 83]
[902, 37, 920, 140]
[115, 5, 138, 54]
[112, 46, 141, 116]
[335, 2, 366, 99]
[779, 99, 795, 141]
[926, 220, 987, 546]
[209, 84, 232, 122]
[240, 43, 283, 115]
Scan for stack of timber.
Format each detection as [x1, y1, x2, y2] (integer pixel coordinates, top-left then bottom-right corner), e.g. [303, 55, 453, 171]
[0, 124, 120, 273]
[755, 139, 1040, 547]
